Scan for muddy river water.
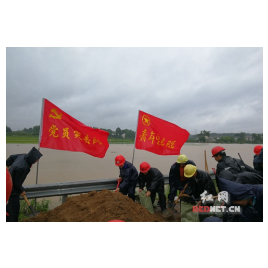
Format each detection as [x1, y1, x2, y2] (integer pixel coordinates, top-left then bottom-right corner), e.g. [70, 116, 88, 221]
[6, 143, 259, 208]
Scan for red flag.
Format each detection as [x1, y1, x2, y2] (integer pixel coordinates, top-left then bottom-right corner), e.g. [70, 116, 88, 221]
[39, 99, 109, 158]
[135, 110, 189, 155]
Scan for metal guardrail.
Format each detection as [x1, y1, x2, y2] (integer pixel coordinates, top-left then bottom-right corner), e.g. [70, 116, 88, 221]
[21, 171, 215, 203]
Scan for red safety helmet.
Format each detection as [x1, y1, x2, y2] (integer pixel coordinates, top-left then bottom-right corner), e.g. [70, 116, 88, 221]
[6, 168, 12, 205]
[115, 155, 125, 166]
[211, 146, 225, 157]
[254, 145, 263, 155]
[140, 162, 151, 173]
[108, 219, 125, 222]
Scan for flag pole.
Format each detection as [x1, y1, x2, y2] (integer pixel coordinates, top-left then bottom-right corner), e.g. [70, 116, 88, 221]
[132, 110, 140, 165]
[35, 98, 45, 185]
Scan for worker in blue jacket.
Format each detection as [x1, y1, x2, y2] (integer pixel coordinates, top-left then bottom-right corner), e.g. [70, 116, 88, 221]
[6, 147, 43, 222]
[253, 145, 263, 176]
[253, 147, 263, 177]
[168, 154, 196, 208]
[217, 177, 263, 222]
[114, 155, 138, 201]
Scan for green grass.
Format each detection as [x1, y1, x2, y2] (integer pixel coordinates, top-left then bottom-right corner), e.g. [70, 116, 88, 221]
[6, 136, 39, 144]
[19, 198, 51, 221]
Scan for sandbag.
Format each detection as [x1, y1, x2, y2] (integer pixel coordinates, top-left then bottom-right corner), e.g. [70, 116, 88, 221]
[139, 190, 154, 214]
[204, 199, 224, 220]
[180, 201, 199, 222]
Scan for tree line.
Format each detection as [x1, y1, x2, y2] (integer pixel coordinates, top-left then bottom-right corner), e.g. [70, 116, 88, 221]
[6, 125, 136, 140]
[188, 130, 263, 144]
[6, 126, 263, 144]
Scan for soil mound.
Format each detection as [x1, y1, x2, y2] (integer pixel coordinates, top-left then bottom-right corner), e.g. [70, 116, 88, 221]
[25, 190, 165, 222]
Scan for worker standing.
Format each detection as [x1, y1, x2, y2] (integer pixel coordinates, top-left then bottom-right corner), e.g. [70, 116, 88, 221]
[253, 145, 263, 176]
[168, 154, 196, 209]
[6, 147, 43, 222]
[114, 155, 138, 201]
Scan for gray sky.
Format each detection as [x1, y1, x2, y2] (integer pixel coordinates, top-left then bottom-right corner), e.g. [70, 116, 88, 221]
[6, 47, 263, 134]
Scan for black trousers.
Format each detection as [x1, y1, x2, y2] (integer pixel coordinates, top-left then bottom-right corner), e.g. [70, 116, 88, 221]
[6, 194, 20, 222]
[120, 184, 136, 201]
[144, 179, 167, 211]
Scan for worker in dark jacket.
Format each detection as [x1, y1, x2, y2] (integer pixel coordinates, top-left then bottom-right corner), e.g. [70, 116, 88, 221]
[218, 169, 263, 186]
[217, 177, 263, 222]
[6, 168, 13, 211]
[114, 155, 138, 201]
[183, 164, 217, 200]
[179, 164, 217, 222]
[138, 162, 166, 212]
[253, 147, 263, 176]
[211, 146, 262, 191]
[6, 147, 43, 222]
[168, 154, 196, 208]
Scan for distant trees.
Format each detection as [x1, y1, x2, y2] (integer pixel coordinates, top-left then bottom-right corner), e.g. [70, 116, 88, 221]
[198, 136, 206, 143]
[216, 136, 235, 143]
[122, 129, 135, 139]
[32, 125, 40, 135]
[197, 130, 211, 143]
[100, 127, 135, 140]
[199, 130, 211, 136]
[6, 124, 263, 144]
[115, 127, 122, 138]
[6, 125, 12, 133]
[6, 125, 40, 136]
[252, 133, 263, 143]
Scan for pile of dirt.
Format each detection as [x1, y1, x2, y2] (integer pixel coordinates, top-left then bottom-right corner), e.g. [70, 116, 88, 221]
[24, 190, 166, 222]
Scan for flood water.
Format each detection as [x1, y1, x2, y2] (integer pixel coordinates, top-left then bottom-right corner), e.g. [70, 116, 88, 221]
[6, 143, 259, 208]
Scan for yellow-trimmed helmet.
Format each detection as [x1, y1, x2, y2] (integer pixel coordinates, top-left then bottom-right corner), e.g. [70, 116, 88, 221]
[177, 154, 188, 163]
[184, 164, 197, 178]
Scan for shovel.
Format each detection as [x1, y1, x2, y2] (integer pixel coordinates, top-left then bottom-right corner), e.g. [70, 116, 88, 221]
[162, 197, 180, 218]
[114, 179, 121, 192]
[23, 195, 36, 216]
[162, 183, 189, 218]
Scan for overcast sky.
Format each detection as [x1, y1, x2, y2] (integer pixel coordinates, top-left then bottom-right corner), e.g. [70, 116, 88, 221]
[6, 47, 263, 134]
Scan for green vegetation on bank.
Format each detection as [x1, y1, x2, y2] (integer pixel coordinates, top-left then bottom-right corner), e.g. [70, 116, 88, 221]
[6, 136, 135, 144]
[6, 125, 263, 144]
[19, 198, 51, 221]
[6, 136, 40, 144]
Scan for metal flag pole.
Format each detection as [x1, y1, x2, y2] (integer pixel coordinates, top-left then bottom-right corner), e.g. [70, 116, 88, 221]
[34, 98, 45, 210]
[132, 110, 140, 165]
[36, 98, 45, 185]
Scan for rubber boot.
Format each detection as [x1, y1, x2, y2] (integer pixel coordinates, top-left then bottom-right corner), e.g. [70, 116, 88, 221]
[168, 200, 174, 209]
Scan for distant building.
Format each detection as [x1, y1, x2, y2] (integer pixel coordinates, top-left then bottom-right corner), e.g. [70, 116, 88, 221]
[245, 135, 253, 141]
[207, 137, 215, 142]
